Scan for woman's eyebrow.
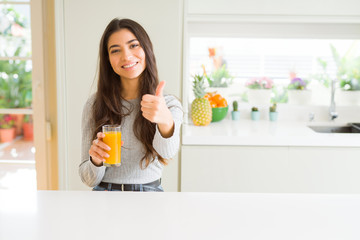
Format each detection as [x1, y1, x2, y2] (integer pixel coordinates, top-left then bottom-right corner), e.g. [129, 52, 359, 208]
[109, 44, 120, 50]
[108, 39, 138, 50]
[126, 39, 137, 44]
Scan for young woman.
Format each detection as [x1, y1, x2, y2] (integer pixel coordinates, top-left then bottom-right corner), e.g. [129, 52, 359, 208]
[79, 18, 183, 192]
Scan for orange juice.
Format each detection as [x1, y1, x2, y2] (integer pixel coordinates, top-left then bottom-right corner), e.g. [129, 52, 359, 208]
[102, 126, 121, 167]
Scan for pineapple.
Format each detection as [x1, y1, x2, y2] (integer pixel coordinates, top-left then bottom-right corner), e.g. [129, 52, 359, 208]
[191, 75, 212, 126]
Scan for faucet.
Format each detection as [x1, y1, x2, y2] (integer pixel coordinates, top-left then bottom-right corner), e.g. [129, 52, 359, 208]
[308, 112, 315, 122]
[329, 79, 338, 121]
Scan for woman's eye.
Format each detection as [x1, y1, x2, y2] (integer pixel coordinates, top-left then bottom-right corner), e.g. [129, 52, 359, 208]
[130, 43, 139, 49]
[110, 49, 120, 54]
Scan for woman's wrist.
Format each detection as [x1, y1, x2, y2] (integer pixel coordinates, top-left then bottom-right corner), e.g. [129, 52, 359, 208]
[157, 120, 174, 138]
[90, 156, 103, 167]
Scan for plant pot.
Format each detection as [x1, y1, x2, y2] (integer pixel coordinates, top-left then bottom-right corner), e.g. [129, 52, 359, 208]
[269, 112, 278, 122]
[336, 90, 360, 106]
[231, 111, 240, 120]
[287, 90, 312, 105]
[11, 114, 24, 136]
[23, 122, 34, 141]
[0, 128, 16, 143]
[251, 111, 260, 121]
[247, 89, 271, 106]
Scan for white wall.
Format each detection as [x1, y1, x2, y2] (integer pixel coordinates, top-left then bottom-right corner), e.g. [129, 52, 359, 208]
[56, 0, 183, 190]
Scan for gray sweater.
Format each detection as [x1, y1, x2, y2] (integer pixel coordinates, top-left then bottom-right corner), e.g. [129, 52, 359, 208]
[79, 94, 183, 187]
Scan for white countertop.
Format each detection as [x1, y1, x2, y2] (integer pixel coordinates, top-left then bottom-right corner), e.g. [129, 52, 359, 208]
[1, 191, 360, 240]
[182, 119, 360, 147]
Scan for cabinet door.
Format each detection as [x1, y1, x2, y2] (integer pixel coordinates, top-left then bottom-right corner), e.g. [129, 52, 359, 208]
[181, 146, 289, 192]
[187, 0, 360, 16]
[288, 147, 360, 194]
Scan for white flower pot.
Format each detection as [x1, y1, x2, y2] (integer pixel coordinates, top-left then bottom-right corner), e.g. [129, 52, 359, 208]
[287, 90, 312, 105]
[336, 90, 360, 106]
[247, 89, 271, 106]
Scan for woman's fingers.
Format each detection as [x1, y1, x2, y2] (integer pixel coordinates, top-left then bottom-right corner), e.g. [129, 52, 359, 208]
[97, 132, 105, 139]
[91, 143, 110, 158]
[90, 132, 124, 166]
[94, 133, 111, 151]
[88, 149, 105, 166]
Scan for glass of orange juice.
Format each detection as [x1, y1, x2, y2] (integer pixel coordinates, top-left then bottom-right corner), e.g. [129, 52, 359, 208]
[102, 125, 121, 167]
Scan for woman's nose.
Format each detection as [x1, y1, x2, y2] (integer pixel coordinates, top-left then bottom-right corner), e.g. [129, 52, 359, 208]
[121, 48, 132, 60]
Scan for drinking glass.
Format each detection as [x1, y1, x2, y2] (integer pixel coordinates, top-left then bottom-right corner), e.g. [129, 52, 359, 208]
[102, 125, 121, 167]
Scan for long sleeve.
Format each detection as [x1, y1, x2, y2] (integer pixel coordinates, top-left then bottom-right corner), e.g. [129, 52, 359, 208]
[79, 95, 106, 187]
[153, 95, 183, 159]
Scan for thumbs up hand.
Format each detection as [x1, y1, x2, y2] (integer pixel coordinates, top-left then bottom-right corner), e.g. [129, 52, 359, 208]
[141, 81, 174, 137]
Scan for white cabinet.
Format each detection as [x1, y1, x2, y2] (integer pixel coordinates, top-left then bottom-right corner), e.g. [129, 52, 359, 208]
[187, 0, 360, 16]
[288, 147, 360, 194]
[181, 146, 289, 192]
[181, 145, 360, 193]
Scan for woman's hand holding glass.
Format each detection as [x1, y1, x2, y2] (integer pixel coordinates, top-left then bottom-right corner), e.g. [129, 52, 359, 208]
[89, 132, 124, 166]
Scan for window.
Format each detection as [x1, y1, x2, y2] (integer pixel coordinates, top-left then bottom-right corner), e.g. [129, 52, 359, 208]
[0, 0, 36, 190]
[189, 37, 360, 105]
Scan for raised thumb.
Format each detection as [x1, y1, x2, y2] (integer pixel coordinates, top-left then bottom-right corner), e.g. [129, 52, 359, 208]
[155, 81, 165, 97]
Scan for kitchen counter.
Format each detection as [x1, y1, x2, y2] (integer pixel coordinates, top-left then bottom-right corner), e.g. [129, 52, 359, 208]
[1, 190, 360, 240]
[182, 119, 360, 147]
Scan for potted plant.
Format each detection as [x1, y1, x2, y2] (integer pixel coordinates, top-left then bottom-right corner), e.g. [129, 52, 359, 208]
[22, 114, 33, 141]
[231, 100, 240, 120]
[269, 103, 278, 122]
[0, 114, 16, 142]
[206, 64, 233, 88]
[246, 77, 274, 106]
[251, 106, 260, 121]
[201, 47, 234, 98]
[315, 43, 360, 105]
[287, 77, 312, 105]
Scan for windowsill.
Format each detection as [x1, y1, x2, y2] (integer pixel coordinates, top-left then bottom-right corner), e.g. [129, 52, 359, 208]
[0, 108, 33, 115]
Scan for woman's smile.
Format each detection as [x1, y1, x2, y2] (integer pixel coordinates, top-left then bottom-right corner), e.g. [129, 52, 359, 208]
[122, 62, 138, 69]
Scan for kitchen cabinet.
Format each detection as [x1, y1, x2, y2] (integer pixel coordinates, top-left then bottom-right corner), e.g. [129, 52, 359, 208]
[181, 145, 360, 193]
[288, 147, 360, 194]
[181, 146, 289, 192]
[187, 0, 360, 17]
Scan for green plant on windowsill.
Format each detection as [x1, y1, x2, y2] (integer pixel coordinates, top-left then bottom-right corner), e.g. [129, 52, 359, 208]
[231, 100, 240, 121]
[269, 103, 278, 122]
[315, 42, 360, 91]
[269, 103, 277, 113]
[251, 106, 260, 121]
[206, 64, 234, 88]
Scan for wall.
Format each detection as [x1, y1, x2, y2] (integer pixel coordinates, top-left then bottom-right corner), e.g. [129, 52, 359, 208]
[55, 0, 183, 190]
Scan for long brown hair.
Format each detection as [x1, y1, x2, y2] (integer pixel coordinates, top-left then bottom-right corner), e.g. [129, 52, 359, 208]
[92, 18, 166, 168]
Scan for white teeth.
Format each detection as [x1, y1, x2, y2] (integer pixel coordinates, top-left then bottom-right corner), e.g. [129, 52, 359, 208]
[123, 62, 137, 68]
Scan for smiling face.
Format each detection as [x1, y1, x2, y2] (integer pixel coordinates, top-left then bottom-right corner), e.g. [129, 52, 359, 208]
[107, 29, 146, 83]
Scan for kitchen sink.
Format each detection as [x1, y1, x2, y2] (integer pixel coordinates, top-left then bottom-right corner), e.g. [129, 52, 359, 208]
[308, 123, 360, 134]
